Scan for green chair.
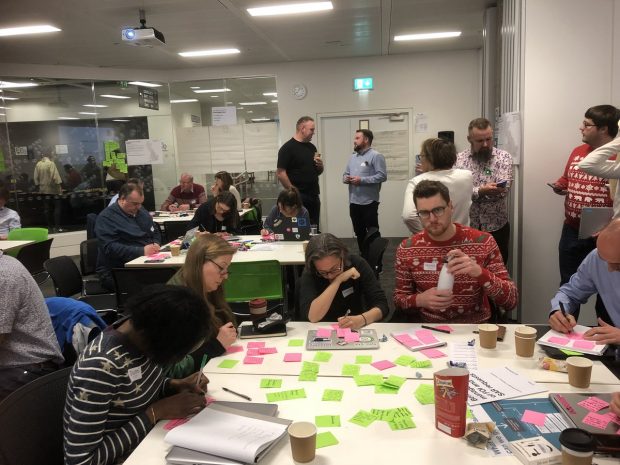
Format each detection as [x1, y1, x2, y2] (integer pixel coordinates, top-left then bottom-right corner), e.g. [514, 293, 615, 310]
[224, 260, 283, 302]
[7, 227, 49, 242]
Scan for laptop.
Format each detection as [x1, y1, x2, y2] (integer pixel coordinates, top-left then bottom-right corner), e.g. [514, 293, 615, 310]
[272, 216, 310, 241]
[578, 207, 613, 239]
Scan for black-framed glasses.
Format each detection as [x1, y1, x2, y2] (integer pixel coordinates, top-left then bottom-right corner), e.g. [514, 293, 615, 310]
[417, 206, 447, 219]
[315, 258, 343, 278]
[208, 259, 230, 276]
[582, 121, 598, 128]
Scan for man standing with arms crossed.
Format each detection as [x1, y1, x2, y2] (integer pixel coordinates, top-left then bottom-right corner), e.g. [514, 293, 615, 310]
[343, 129, 387, 256]
[455, 118, 513, 264]
[277, 116, 324, 228]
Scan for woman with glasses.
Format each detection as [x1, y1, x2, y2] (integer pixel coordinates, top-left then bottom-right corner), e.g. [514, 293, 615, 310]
[187, 191, 240, 235]
[211, 171, 242, 210]
[261, 187, 310, 235]
[298, 233, 388, 329]
[168, 235, 238, 375]
[402, 138, 473, 234]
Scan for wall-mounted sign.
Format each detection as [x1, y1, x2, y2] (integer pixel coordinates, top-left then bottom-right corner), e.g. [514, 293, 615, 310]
[138, 87, 159, 110]
[353, 77, 374, 91]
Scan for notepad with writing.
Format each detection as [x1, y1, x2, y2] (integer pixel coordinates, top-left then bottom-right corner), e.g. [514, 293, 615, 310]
[536, 325, 607, 356]
[165, 403, 291, 464]
[390, 328, 447, 352]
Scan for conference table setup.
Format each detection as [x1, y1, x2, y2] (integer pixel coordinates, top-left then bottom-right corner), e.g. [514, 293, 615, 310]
[124, 321, 620, 465]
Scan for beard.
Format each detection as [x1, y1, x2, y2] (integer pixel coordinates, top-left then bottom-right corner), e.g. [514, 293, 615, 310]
[354, 144, 362, 152]
[472, 147, 493, 164]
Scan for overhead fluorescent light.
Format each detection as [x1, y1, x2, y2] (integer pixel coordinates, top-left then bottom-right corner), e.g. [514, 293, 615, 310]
[263, 92, 278, 97]
[248, 1, 333, 16]
[78, 112, 98, 115]
[83, 104, 108, 108]
[226, 101, 233, 104]
[237, 107, 244, 110]
[247, 110, 253, 114]
[0, 25, 61, 37]
[170, 99, 198, 103]
[271, 99, 278, 103]
[178, 48, 240, 58]
[0, 96, 19, 100]
[210, 95, 219, 98]
[58, 116, 79, 120]
[239, 101, 267, 105]
[193, 88, 231, 93]
[0, 106, 11, 109]
[100, 94, 131, 99]
[394, 31, 462, 41]
[128, 81, 162, 88]
[0, 81, 38, 88]
[113, 119, 130, 122]
[0, 113, 5, 116]
[251, 118, 270, 122]
[190, 86, 200, 89]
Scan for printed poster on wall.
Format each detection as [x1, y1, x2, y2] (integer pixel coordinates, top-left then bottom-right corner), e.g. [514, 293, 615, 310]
[212, 106, 237, 126]
[126, 139, 164, 165]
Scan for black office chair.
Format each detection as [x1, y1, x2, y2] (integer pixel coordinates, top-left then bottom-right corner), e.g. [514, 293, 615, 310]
[162, 220, 191, 243]
[112, 267, 178, 311]
[366, 236, 389, 279]
[79, 238, 108, 295]
[15, 238, 54, 284]
[0, 367, 71, 465]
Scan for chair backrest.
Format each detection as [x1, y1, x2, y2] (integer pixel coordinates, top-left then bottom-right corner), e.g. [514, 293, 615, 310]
[15, 238, 54, 278]
[79, 238, 99, 276]
[7, 227, 49, 242]
[112, 267, 178, 310]
[162, 220, 191, 244]
[366, 237, 389, 279]
[45, 256, 84, 297]
[224, 260, 283, 302]
[0, 367, 71, 465]
[85, 213, 98, 239]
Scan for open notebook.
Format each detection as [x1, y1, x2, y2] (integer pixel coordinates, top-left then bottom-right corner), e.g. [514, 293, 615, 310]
[536, 324, 607, 356]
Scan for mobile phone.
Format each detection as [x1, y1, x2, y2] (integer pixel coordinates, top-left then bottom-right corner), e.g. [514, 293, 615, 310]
[144, 259, 165, 263]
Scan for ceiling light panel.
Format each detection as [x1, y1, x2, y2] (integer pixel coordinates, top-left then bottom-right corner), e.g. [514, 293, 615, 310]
[394, 31, 462, 41]
[248, 2, 333, 17]
[0, 25, 61, 37]
[178, 48, 240, 58]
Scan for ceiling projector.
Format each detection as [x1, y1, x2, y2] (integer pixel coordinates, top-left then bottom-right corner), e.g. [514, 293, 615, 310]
[121, 9, 165, 47]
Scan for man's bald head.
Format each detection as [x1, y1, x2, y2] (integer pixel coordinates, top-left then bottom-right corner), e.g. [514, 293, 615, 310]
[597, 218, 620, 272]
[179, 173, 194, 192]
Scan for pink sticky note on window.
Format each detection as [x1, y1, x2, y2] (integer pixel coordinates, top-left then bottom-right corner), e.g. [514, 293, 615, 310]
[371, 360, 396, 371]
[164, 418, 189, 430]
[582, 412, 611, 430]
[247, 342, 266, 348]
[225, 345, 244, 354]
[521, 409, 547, 427]
[435, 325, 454, 333]
[572, 340, 596, 350]
[420, 348, 447, 359]
[345, 332, 360, 343]
[415, 329, 439, 344]
[578, 396, 610, 413]
[284, 353, 302, 362]
[316, 327, 332, 338]
[258, 347, 278, 355]
[243, 356, 264, 364]
[548, 336, 570, 345]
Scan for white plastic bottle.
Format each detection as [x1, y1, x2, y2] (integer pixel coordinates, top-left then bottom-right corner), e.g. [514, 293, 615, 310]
[437, 256, 454, 292]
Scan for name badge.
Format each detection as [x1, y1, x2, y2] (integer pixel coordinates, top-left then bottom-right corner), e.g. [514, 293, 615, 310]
[128, 366, 142, 382]
[342, 287, 354, 298]
[423, 261, 438, 271]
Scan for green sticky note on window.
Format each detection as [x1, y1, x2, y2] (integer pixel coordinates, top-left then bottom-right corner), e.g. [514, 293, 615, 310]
[260, 378, 282, 388]
[355, 355, 372, 364]
[288, 339, 304, 347]
[394, 355, 416, 366]
[322, 389, 344, 402]
[266, 389, 306, 402]
[298, 370, 318, 382]
[315, 415, 341, 427]
[102, 160, 112, 167]
[410, 360, 433, 368]
[302, 361, 320, 373]
[389, 416, 416, 430]
[314, 352, 332, 363]
[414, 384, 435, 405]
[349, 410, 377, 427]
[316, 431, 339, 449]
[217, 359, 238, 369]
[341, 364, 360, 376]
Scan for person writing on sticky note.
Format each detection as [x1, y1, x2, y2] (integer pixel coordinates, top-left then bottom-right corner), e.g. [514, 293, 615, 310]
[298, 233, 388, 329]
[549, 218, 620, 344]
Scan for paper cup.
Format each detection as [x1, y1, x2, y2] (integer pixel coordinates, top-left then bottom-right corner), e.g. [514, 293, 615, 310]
[515, 325, 537, 338]
[302, 240, 309, 253]
[288, 422, 316, 463]
[566, 357, 593, 388]
[170, 244, 181, 257]
[515, 334, 536, 357]
[559, 428, 594, 465]
[478, 323, 499, 349]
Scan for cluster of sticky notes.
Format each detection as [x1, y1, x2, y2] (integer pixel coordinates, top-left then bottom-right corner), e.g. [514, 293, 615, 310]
[315, 325, 361, 343]
[242, 341, 279, 364]
[354, 406, 415, 430]
[266, 388, 307, 402]
[322, 389, 344, 401]
[299, 361, 320, 381]
[521, 409, 547, 427]
[393, 329, 440, 349]
[414, 384, 435, 405]
[375, 375, 406, 394]
[103, 141, 128, 173]
[547, 332, 596, 351]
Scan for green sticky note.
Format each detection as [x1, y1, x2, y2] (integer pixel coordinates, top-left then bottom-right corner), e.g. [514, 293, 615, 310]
[315, 415, 341, 427]
[322, 389, 344, 402]
[389, 416, 416, 430]
[383, 375, 406, 389]
[298, 370, 318, 382]
[560, 348, 584, 356]
[115, 152, 126, 159]
[392, 406, 413, 418]
[394, 355, 416, 366]
[341, 364, 360, 376]
[102, 160, 112, 167]
[370, 409, 395, 422]
[266, 389, 306, 402]
[302, 361, 320, 373]
[288, 339, 304, 347]
[414, 384, 435, 405]
[355, 355, 372, 364]
[410, 360, 433, 368]
[316, 431, 339, 449]
[260, 378, 282, 388]
[375, 384, 399, 394]
[349, 410, 377, 427]
[466, 407, 474, 419]
[314, 352, 333, 363]
[354, 374, 384, 386]
[217, 359, 239, 369]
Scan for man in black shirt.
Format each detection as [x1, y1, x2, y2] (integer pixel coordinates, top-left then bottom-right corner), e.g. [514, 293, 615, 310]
[277, 116, 324, 228]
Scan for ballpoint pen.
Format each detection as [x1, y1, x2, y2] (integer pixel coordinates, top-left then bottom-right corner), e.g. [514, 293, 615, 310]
[196, 354, 208, 392]
[559, 301, 572, 333]
[222, 387, 252, 401]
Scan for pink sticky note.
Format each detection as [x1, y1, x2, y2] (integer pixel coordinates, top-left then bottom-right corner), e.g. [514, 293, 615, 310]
[247, 342, 266, 348]
[330, 323, 340, 330]
[572, 340, 596, 350]
[284, 353, 302, 362]
[336, 327, 351, 338]
[548, 336, 570, 345]
[258, 347, 278, 355]
[604, 412, 620, 426]
[225, 345, 244, 354]
[371, 360, 396, 371]
[164, 418, 189, 430]
[345, 332, 360, 343]
[521, 409, 547, 427]
[246, 348, 261, 356]
[582, 412, 611, 430]
[435, 325, 454, 333]
[147, 252, 170, 260]
[394, 333, 418, 347]
[567, 332, 585, 340]
[316, 327, 332, 338]
[415, 329, 439, 344]
[243, 356, 264, 364]
[578, 396, 610, 413]
[420, 348, 447, 359]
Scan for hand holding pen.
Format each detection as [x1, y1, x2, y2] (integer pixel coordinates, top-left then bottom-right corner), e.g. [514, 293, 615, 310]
[549, 301, 576, 334]
[338, 309, 365, 330]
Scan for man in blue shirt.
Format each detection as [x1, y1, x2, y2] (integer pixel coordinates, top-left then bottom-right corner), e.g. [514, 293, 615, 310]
[343, 129, 387, 256]
[549, 218, 620, 345]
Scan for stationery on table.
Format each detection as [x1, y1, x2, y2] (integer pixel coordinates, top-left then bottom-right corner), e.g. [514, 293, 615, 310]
[536, 324, 608, 356]
[391, 327, 447, 352]
[549, 393, 620, 435]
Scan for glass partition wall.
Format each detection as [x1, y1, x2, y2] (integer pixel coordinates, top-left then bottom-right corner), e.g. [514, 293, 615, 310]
[0, 75, 280, 233]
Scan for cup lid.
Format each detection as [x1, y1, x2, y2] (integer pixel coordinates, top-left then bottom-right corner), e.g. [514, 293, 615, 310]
[559, 428, 594, 452]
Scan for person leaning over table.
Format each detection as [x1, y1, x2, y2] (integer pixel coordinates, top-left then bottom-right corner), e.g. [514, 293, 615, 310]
[548, 218, 620, 345]
[63, 285, 213, 465]
[187, 191, 241, 236]
[298, 233, 389, 330]
[167, 235, 238, 375]
[260, 186, 310, 235]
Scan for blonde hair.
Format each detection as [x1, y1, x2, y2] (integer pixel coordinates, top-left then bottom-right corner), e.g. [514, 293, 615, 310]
[179, 235, 237, 327]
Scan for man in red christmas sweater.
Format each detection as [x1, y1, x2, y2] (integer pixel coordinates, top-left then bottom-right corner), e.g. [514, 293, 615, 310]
[394, 180, 518, 323]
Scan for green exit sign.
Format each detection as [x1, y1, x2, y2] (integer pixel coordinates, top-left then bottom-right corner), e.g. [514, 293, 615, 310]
[353, 77, 373, 91]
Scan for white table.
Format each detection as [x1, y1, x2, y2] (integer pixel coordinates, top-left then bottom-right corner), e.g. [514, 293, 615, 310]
[125, 235, 305, 268]
[0, 240, 34, 252]
[151, 208, 252, 224]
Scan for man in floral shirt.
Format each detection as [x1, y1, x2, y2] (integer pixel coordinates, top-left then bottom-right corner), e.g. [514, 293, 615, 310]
[455, 118, 513, 264]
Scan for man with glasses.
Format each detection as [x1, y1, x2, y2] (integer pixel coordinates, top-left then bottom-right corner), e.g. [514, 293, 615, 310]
[95, 183, 161, 290]
[394, 180, 517, 323]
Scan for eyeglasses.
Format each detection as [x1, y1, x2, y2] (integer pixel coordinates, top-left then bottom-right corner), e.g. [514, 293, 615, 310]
[208, 259, 230, 276]
[315, 258, 343, 278]
[582, 121, 598, 128]
[417, 206, 447, 219]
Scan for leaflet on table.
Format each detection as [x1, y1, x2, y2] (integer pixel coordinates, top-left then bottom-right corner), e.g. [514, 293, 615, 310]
[390, 327, 447, 352]
[467, 367, 546, 406]
[449, 342, 479, 370]
[536, 324, 607, 356]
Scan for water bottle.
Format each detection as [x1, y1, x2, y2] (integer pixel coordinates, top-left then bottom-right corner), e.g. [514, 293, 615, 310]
[437, 256, 454, 292]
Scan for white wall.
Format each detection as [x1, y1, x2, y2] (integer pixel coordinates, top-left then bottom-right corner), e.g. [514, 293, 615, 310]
[520, 0, 620, 323]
